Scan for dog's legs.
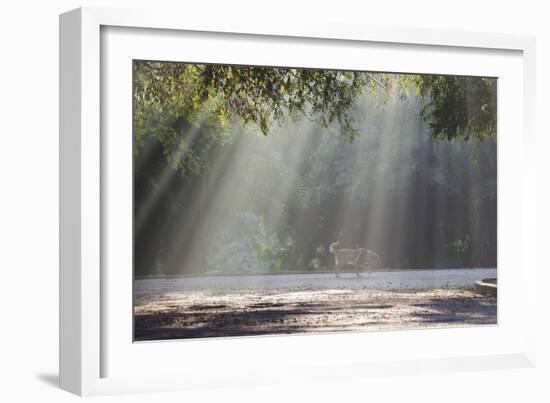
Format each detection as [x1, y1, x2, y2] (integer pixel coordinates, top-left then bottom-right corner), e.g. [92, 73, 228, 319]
[355, 250, 365, 278]
[360, 264, 372, 275]
[334, 262, 343, 278]
[366, 264, 373, 275]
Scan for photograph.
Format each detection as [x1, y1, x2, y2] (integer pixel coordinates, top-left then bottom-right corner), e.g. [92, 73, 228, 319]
[132, 61, 498, 341]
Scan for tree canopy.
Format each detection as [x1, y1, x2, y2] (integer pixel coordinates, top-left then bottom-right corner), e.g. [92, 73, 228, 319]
[410, 74, 497, 142]
[134, 62, 496, 178]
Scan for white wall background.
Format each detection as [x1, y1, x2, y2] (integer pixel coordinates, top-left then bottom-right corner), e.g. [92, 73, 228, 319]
[0, 1, 548, 401]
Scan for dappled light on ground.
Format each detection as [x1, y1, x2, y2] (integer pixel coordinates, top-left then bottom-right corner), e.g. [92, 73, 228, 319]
[134, 270, 497, 341]
[134, 287, 496, 341]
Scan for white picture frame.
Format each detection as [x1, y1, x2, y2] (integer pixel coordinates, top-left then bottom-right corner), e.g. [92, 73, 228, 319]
[59, 6, 537, 396]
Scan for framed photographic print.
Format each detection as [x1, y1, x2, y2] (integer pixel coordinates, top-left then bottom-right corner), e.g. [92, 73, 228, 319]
[60, 6, 537, 396]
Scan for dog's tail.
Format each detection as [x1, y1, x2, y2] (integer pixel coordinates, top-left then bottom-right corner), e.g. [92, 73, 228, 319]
[329, 241, 340, 254]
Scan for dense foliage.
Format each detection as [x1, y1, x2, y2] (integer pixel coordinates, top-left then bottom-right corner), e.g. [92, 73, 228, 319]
[134, 62, 391, 175]
[411, 75, 497, 143]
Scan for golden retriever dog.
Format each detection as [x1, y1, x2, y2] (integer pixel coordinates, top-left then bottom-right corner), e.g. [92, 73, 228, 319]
[329, 241, 382, 278]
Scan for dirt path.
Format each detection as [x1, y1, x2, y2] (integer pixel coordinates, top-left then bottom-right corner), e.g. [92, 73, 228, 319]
[134, 269, 497, 341]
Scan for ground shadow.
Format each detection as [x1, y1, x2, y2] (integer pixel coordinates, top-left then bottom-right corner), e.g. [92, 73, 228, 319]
[411, 295, 496, 324]
[134, 292, 497, 341]
[135, 300, 407, 341]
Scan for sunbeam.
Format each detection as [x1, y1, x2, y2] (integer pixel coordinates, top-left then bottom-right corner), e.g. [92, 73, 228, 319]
[135, 111, 208, 233]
